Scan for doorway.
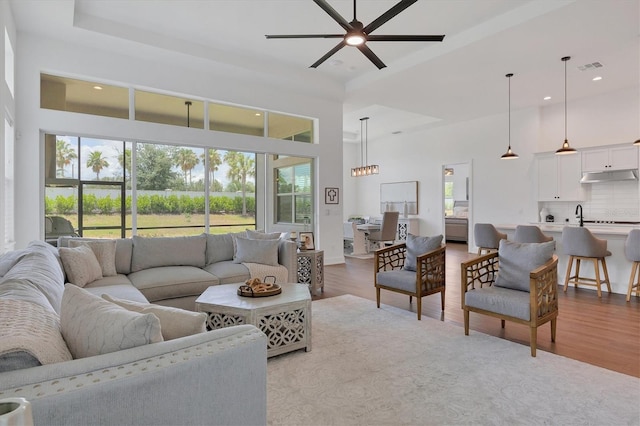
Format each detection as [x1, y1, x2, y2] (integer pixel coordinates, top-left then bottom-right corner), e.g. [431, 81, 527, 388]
[442, 162, 471, 247]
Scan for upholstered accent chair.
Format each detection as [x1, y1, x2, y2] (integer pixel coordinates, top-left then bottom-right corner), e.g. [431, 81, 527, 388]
[625, 229, 640, 302]
[374, 234, 445, 320]
[461, 240, 558, 357]
[368, 211, 399, 250]
[562, 226, 612, 298]
[514, 225, 554, 244]
[474, 223, 507, 255]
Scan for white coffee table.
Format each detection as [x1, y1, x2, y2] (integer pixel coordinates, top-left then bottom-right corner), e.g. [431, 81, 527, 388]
[195, 283, 311, 358]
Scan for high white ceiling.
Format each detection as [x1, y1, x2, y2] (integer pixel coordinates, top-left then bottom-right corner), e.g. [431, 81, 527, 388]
[10, 0, 640, 142]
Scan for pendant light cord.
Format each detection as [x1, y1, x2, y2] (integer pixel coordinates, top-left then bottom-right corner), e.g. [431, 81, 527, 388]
[508, 74, 511, 148]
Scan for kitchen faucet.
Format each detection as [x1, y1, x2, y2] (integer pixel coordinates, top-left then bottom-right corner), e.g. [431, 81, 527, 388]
[575, 204, 583, 227]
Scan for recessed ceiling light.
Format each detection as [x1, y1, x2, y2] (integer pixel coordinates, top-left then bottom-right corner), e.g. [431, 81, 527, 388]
[543, 96, 551, 100]
[255, 113, 261, 117]
[93, 85, 103, 90]
[592, 76, 602, 81]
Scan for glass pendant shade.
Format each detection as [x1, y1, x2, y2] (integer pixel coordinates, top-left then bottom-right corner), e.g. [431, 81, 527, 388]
[556, 56, 577, 155]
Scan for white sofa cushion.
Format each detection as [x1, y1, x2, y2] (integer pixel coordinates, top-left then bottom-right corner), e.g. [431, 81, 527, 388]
[59, 245, 103, 287]
[102, 294, 206, 340]
[131, 234, 207, 272]
[60, 284, 163, 359]
[69, 239, 117, 276]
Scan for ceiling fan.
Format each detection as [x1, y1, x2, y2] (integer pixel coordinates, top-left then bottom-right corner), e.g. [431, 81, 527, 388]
[265, 0, 445, 69]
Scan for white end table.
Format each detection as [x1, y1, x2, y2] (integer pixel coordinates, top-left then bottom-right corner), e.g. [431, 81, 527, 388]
[297, 249, 324, 295]
[195, 283, 311, 358]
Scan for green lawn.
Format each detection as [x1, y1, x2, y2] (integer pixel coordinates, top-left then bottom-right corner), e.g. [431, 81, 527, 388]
[56, 213, 256, 238]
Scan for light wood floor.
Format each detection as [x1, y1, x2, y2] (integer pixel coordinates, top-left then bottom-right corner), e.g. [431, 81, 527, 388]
[315, 242, 640, 378]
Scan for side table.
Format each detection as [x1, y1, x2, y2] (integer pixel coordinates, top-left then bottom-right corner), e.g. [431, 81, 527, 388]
[297, 249, 324, 295]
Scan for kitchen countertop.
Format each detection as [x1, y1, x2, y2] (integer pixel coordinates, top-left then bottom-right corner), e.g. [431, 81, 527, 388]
[496, 222, 640, 237]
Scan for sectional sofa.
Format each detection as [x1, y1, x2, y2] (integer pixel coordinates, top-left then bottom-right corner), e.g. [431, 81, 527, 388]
[0, 232, 297, 425]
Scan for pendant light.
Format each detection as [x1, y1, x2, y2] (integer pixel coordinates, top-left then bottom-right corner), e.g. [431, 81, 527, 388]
[556, 56, 577, 155]
[633, 139, 640, 146]
[501, 73, 519, 160]
[351, 117, 379, 177]
[185, 101, 192, 128]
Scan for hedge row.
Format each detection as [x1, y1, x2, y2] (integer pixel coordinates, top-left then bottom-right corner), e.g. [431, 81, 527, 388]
[45, 194, 255, 215]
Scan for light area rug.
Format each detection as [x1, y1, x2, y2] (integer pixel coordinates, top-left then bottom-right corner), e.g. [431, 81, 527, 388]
[267, 294, 640, 426]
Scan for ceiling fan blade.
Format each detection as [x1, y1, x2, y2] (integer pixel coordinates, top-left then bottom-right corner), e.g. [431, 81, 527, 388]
[266, 34, 345, 39]
[364, 0, 417, 34]
[357, 44, 386, 69]
[310, 41, 346, 68]
[367, 34, 445, 42]
[313, 0, 352, 32]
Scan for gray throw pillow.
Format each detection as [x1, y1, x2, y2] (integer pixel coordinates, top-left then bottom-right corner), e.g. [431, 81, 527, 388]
[131, 234, 207, 272]
[404, 233, 443, 272]
[494, 240, 555, 292]
[245, 229, 283, 240]
[233, 236, 279, 266]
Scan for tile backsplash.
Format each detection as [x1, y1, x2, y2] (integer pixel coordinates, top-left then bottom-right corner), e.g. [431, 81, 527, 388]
[540, 180, 640, 223]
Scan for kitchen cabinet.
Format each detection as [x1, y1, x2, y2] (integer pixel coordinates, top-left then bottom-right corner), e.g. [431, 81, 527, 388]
[582, 146, 638, 172]
[538, 153, 584, 201]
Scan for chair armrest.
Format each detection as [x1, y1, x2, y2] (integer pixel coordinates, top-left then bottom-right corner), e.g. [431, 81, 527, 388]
[529, 254, 559, 321]
[460, 252, 499, 309]
[375, 243, 407, 273]
[416, 245, 446, 292]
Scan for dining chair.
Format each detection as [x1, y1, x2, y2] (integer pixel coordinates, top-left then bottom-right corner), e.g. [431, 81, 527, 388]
[367, 211, 399, 250]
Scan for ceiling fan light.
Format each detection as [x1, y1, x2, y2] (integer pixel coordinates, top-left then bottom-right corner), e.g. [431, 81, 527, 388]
[345, 32, 365, 46]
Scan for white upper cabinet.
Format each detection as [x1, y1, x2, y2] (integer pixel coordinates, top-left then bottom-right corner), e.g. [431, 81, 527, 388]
[538, 153, 584, 202]
[582, 145, 639, 172]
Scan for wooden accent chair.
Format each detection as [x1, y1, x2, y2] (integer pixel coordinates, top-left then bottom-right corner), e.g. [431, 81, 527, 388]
[562, 226, 611, 298]
[625, 229, 640, 302]
[474, 223, 507, 255]
[374, 235, 445, 320]
[461, 240, 558, 357]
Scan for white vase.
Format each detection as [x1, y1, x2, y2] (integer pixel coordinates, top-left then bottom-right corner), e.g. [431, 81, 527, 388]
[0, 398, 34, 426]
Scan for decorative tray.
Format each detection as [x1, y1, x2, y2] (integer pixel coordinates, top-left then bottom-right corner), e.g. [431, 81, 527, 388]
[237, 283, 282, 298]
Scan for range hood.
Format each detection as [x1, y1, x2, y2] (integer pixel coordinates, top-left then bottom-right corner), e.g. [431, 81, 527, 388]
[580, 169, 639, 184]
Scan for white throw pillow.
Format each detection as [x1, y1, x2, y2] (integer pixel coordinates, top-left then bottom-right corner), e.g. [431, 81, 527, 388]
[60, 284, 163, 359]
[102, 294, 207, 341]
[233, 236, 279, 266]
[59, 245, 103, 287]
[69, 239, 117, 277]
[245, 229, 283, 240]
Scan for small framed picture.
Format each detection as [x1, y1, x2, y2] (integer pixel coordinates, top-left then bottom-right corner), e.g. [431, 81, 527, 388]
[325, 187, 339, 204]
[299, 232, 315, 250]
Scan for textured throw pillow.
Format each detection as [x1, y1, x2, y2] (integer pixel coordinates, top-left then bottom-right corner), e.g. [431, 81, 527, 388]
[246, 229, 283, 240]
[60, 284, 163, 359]
[102, 294, 207, 341]
[404, 233, 443, 272]
[233, 236, 279, 266]
[59, 245, 103, 287]
[494, 240, 555, 292]
[69, 239, 117, 277]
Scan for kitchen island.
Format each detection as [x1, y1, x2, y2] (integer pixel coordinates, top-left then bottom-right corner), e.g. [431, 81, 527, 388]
[496, 223, 639, 296]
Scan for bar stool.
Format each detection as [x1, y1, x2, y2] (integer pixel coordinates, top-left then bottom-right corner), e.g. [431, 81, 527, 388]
[514, 225, 554, 244]
[625, 229, 640, 302]
[562, 226, 612, 298]
[474, 223, 507, 255]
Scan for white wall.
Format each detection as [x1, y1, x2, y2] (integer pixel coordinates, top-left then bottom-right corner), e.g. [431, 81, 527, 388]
[1, 1, 16, 252]
[15, 35, 347, 264]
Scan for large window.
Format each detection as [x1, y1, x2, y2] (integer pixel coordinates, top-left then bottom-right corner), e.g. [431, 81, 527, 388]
[44, 135, 258, 240]
[275, 158, 312, 224]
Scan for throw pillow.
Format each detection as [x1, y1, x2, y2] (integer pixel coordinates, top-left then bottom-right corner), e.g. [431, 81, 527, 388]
[60, 284, 163, 359]
[494, 240, 555, 292]
[233, 236, 279, 266]
[69, 239, 117, 277]
[102, 294, 207, 340]
[404, 233, 443, 272]
[206, 231, 246, 264]
[59, 245, 103, 287]
[246, 229, 283, 240]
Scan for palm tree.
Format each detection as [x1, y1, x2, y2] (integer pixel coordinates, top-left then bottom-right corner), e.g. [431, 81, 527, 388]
[224, 151, 255, 216]
[117, 147, 132, 178]
[201, 149, 222, 191]
[86, 150, 109, 180]
[55, 139, 77, 178]
[174, 148, 200, 186]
